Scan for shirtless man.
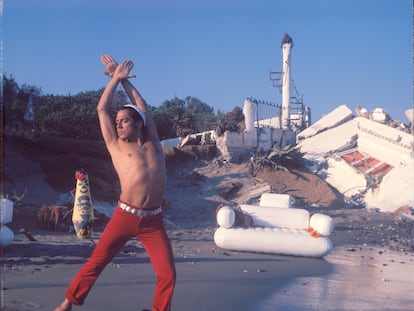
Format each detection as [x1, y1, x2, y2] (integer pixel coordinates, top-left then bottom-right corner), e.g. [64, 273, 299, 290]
[54, 56, 176, 311]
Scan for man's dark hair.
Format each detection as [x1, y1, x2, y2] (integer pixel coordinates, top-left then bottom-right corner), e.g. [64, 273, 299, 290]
[121, 107, 145, 125]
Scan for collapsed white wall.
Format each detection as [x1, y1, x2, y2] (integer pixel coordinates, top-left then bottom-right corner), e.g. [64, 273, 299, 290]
[357, 117, 413, 167]
[297, 105, 414, 212]
[364, 161, 414, 211]
[357, 117, 413, 211]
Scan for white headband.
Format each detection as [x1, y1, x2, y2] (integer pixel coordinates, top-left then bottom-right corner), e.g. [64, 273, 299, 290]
[123, 104, 147, 127]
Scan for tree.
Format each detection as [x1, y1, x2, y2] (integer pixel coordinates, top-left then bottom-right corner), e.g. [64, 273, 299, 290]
[183, 96, 215, 134]
[3, 75, 246, 141]
[214, 106, 244, 136]
[152, 97, 185, 139]
[36, 91, 102, 138]
[226, 106, 244, 124]
[2, 75, 19, 105]
[2, 74, 43, 131]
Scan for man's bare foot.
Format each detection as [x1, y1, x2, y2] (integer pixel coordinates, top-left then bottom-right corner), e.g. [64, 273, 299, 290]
[54, 298, 72, 311]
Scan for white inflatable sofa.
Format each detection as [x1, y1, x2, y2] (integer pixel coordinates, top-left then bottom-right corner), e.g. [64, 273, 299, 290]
[214, 193, 335, 257]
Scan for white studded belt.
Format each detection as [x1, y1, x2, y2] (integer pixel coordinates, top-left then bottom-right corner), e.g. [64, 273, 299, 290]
[118, 201, 162, 217]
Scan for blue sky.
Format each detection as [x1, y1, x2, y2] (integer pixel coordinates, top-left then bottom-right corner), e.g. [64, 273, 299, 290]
[2, 0, 412, 122]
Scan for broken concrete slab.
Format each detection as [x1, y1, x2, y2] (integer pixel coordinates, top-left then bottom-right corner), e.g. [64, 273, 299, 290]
[364, 161, 414, 213]
[298, 104, 353, 140]
[298, 118, 358, 157]
[324, 157, 366, 198]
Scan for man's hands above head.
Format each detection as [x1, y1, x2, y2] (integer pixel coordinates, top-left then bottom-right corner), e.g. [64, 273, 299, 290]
[101, 54, 136, 79]
[101, 54, 118, 77]
[114, 60, 136, 80]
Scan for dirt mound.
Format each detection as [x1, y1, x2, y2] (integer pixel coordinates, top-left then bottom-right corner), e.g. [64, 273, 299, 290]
[257, 166, 343, 208]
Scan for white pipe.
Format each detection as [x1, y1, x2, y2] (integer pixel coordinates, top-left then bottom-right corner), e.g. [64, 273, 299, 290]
[281, 33, 293, 130]
[243, 99, 256, 131]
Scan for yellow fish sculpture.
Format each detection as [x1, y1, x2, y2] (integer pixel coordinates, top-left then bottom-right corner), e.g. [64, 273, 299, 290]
[72, 169, 95, 239]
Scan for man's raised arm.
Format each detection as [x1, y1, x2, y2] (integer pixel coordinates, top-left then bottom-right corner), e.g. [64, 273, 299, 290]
[100, 54, 161, 144]
[97, 60, 134, 146]
[121, 75, 161, 144]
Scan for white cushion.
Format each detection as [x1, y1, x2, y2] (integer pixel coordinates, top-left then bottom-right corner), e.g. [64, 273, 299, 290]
[0, 225, 14, 248]
[239, 204, 310, 229]
[309, 213, 335, 236]
[259, 193, 292, 208]
[216, 205, 235, 228]
[0, 199, 14, 225]
[214, 227, 333, 257]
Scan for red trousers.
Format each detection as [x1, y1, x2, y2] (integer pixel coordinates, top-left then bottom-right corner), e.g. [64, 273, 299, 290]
[65, 205, 176, 311]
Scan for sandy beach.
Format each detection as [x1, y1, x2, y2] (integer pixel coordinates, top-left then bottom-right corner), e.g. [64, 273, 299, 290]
[2, 233, 414, 311]
[2, 137, 414, 310]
